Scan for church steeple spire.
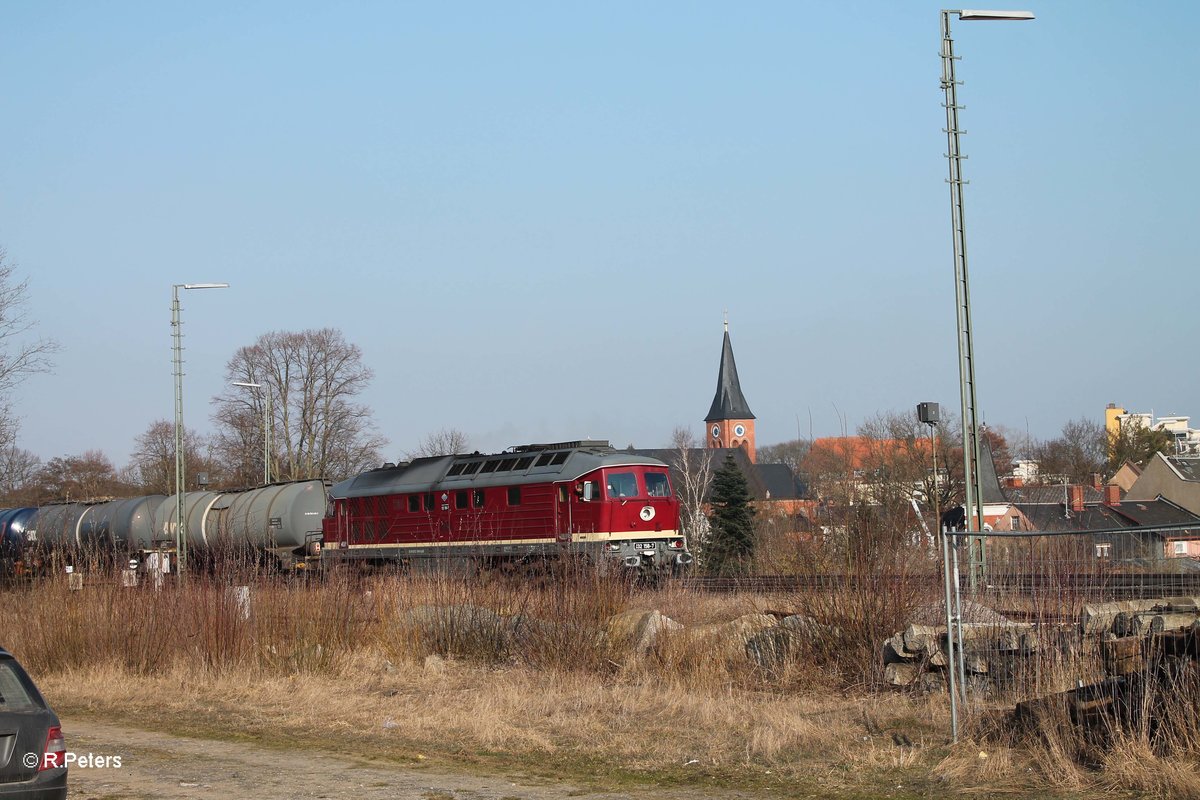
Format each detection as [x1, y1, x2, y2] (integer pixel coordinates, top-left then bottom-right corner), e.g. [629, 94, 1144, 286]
[705, 320, 756, 461]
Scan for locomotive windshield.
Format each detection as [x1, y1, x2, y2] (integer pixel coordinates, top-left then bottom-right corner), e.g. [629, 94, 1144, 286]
[606, 472, 639, 498]
[645, 472, 671, 497]
[603, 469, 673, 499]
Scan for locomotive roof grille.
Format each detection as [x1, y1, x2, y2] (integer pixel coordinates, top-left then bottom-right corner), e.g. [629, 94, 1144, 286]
[512, 439, 611, 453]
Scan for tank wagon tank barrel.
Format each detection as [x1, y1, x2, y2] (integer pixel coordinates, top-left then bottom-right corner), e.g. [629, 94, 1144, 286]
[0, 479, 331, 573]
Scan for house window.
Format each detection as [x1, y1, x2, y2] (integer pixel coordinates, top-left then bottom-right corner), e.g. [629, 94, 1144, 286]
[1095, 543, 1111, 558]
[1174, 541, 1189, 556]
[1010, 515, 1020, 531]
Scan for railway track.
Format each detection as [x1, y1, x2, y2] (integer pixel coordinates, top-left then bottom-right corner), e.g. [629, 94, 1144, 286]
[681, 572, 1200, 600]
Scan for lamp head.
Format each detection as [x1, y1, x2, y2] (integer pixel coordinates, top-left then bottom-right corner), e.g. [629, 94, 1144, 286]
[953, 9, 1034, 20]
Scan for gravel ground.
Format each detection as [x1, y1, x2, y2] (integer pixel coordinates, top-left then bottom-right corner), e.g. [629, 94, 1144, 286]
[62, 718, 768, 800]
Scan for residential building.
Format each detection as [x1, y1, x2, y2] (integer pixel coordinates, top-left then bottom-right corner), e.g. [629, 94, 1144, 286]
[1126, 453, 1200, 517]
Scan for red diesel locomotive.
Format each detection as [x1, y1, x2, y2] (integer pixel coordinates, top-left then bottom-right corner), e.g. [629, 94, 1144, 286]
[321, 440, 692, 572]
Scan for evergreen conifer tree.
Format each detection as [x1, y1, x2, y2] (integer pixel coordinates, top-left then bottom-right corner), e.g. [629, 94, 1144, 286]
[705, 453, 756, 575]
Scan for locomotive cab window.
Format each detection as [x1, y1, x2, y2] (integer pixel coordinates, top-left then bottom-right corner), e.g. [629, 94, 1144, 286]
[507, 487, 521, 506]
[407, 495, 420, 513]
[455, 490, 469, 510]
[473, 489, 486, 508]
[645, 472, 671, 497]
[606, 472, 639, 499]
[423, 493, 436, 511]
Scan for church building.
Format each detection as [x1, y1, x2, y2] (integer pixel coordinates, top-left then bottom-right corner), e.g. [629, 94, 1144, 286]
[705, 320, 757, 462]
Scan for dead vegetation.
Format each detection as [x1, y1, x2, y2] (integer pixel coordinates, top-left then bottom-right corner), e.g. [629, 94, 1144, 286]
[2, 560, 1200, 797]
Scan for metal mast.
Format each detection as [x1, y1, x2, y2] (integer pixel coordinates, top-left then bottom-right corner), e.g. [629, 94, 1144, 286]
[941, 12, 988, 545]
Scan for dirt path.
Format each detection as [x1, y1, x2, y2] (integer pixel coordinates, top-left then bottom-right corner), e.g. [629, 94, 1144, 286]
[63, 717, 767, 800]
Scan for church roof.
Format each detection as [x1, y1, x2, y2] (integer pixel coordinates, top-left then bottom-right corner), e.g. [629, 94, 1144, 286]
[705, 329, 755, 422]
[978, 435, 1008, 505]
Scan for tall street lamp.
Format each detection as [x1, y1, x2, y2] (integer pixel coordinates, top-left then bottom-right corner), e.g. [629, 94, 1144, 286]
[232, 381, 273, 486]
[940, 9, 1033, 551]
[172, 282, 229, 579]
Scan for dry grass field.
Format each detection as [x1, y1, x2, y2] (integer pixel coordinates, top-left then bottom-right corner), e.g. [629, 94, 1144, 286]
[4, 565, 1200, 798]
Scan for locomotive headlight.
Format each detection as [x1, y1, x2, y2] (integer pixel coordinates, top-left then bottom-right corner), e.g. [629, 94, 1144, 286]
[605, 541, 621, 552]
[668, 539, 685, 550]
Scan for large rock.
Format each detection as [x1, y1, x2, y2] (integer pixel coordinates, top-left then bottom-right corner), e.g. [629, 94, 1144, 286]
[745, 627, 802, 671]
[605, 609, 682, 655]
[885, 661, 919, 687]
[683, 613, 779, 662]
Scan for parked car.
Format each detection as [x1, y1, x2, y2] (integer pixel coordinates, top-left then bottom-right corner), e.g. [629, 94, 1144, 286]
[0, 647, 66, 799]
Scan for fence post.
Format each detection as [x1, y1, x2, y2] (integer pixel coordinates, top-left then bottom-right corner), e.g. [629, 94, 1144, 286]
[941, 525, 959, 743]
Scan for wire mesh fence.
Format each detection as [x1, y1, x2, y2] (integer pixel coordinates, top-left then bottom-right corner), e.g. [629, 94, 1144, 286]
[919, 527, 1200, 738]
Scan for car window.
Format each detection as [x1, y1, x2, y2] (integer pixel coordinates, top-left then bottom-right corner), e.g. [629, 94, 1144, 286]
[0, 659, 41, 712]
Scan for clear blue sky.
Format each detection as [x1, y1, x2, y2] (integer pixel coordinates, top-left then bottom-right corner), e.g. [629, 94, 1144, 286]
[2, 1, 1196, 467]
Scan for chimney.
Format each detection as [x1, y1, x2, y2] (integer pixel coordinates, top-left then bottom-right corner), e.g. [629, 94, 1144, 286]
[1104, 483, 1121, 506]
[1070, 485, 1085, 513]
[1091, 473, 1103, 491]
[1008, 476, 1025, 489]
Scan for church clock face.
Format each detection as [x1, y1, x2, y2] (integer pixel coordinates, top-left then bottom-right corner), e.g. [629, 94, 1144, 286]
[733, 423, 746, 438]
[711, 424, 721, 440]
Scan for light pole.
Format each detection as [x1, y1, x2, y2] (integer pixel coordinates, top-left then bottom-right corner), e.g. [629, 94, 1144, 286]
[172, 282, 229, 579]
[940, 9, 1033, 569]
[232, 381, 272, 486]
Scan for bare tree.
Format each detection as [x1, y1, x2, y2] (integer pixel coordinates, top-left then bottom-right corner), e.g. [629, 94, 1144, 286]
[409, 428, 470, 459]
[212, 329, 386, 483]
[0, 445, 41, 505]
[125, 420, 214, 494]
[1030, 417, 1107, 483]
[31, 450, 131, 503]
[757, 438, 812, 475]
[669, 425, 713, 559]
[0, 251, 58, 451]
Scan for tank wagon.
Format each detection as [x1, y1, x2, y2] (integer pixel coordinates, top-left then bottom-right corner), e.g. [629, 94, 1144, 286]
[0, 480, 329, 573]
[323, 440, 692, 573]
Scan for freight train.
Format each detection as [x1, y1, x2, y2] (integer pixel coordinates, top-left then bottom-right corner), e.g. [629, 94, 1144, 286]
[0, 440, 691, 576]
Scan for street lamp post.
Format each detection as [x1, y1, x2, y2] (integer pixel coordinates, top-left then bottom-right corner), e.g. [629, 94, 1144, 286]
[940, 9, 1033, 579]
[232, 381, 272, 486]
[172, 282, 229, 579]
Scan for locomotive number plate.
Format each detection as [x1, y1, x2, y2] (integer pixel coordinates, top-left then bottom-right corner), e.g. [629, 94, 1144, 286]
[634, 541, 657, 550]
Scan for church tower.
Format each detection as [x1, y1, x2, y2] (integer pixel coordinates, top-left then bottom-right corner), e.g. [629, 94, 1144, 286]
[705, 319, 756, 462]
